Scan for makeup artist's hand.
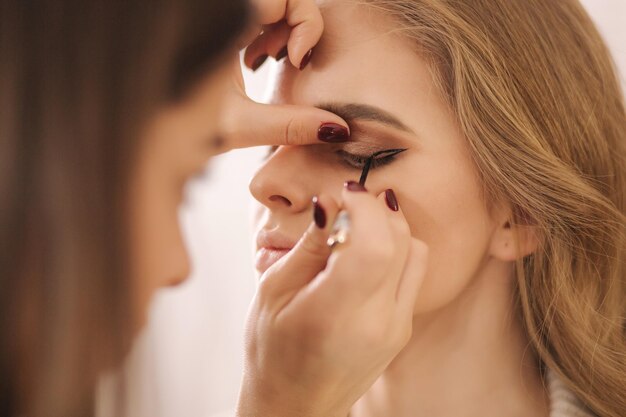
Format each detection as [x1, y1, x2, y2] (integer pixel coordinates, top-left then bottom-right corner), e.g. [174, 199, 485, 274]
[236, 186, 429, 417]
[215, 0, 351, 155]
[245, 0, 324, 70]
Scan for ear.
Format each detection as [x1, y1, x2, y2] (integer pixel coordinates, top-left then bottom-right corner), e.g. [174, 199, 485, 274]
[489, 215, 540, 262]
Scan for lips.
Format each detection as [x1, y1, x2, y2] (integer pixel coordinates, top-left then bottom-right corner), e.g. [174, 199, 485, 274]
[255, 229, 297, 273]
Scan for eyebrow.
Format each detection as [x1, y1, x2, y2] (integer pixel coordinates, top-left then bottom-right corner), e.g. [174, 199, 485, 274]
[317, 102, 413, 133]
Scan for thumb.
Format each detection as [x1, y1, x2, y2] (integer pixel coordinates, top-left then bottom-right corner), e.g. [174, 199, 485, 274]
[224, 98, 350, 149]
[260, 195, 340, 303]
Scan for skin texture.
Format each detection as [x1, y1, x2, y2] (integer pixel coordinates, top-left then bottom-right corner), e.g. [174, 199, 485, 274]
[250, 1, 548, 416]
[127, 63, 233, 327]
[123, 3, 427, 416]
[125, 0, 351, 329]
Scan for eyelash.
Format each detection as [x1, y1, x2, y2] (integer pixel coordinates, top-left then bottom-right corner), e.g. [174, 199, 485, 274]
[336, 150, 398, 170]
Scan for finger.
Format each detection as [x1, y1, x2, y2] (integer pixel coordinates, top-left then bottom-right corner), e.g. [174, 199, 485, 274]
[264, 22, 293, 59]
[395, 239, 428, 317]
[224, 98, 350, 149]
[322, 185, 397, 296]
[249, 0, 324, 69]
[335, 185, 395, 258]
[237, 22, 263, 50]
[375, 190, 412, 293]
[260, 195, 340, 305]
[250, 0, 288, 25]
[284, 0, 324, 68]
[243, 32, 268, 70]
[243, 22, 292, 70]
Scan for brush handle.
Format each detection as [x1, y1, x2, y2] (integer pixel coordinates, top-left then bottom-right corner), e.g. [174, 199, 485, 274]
[327, 210, 350, 248]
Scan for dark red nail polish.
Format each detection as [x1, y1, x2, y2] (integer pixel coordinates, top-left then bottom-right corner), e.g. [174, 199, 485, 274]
[318, 123, 350, 143]
[276, 46, 289, 61]
[299, 49, 313, 70]
[345, 181, 367, 192]
[385, 189, 399, 212]
[252, 54, 268, 71]
[312, 196, 327, 229]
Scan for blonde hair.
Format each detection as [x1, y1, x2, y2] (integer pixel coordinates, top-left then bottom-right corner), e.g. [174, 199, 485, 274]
[364, 0, 626, 416]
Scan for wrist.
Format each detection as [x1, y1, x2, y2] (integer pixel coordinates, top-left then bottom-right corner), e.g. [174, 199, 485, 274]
[236, 386, 323, 417]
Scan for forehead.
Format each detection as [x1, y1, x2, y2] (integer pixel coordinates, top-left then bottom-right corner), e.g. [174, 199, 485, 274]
[270, 0, 445, 134]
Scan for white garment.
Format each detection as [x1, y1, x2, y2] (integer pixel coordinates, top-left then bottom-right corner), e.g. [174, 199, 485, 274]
[546, 369, 596, 417]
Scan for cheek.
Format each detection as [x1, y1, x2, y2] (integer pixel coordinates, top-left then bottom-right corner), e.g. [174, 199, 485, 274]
[128, 150, 191, 328]
[400, 153, 494, 314]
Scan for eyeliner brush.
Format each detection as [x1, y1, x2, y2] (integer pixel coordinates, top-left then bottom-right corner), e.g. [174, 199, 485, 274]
[328, 155, 374, 249]
[327, 148, 407, 249]
[358, 148, 407, 187]
[359, 156, 374, 187]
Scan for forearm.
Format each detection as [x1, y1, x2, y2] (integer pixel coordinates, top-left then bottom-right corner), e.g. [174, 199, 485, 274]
[236, 385, 348, 417]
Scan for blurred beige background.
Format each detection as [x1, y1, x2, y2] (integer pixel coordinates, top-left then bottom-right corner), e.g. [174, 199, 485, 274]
[123, 2, 626, 416]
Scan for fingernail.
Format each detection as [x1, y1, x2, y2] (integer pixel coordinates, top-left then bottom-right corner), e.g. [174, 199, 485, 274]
[385, 189, 399, 211]
[345, 181, 367, 192]
[252, 54, 268, 71]
[312, 196, 327, 229]
[299, 49, 313, 70]
[276, 46, 289, 61]
[318, 123, 350, 143]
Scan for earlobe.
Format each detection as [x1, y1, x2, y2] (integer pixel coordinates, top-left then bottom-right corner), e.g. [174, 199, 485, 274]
[489, 220, 539, 262]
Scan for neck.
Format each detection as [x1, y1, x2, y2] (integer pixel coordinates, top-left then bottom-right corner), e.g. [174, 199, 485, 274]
[351, 260, 550, 417]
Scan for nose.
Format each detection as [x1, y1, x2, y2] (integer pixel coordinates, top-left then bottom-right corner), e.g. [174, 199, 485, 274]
[249, 147, 316, 214]
[165, 252, 191, 288]
[162, 222, 192, 288]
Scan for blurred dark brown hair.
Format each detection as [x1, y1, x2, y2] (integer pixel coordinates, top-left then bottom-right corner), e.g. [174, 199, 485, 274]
[0, 1, 249, 416]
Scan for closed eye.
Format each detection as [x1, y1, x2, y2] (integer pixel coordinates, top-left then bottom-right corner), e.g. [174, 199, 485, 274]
[264, 146, 406, 170]
[337, 149, 406, 170]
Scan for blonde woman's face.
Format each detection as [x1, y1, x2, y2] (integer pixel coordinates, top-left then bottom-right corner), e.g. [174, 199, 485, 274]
[251, 1, 504, 314]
